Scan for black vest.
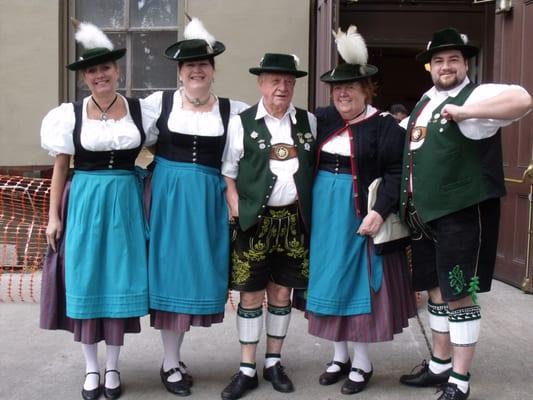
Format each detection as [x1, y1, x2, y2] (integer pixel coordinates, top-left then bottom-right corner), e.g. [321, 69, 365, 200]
[72, 97, 145, 171]
[155, 91, 230, 170]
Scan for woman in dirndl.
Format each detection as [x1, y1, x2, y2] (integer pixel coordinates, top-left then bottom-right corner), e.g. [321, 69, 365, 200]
[141, 17, 248, 396]
[40, 21, 156, 400]
[306, 26, 416, 395]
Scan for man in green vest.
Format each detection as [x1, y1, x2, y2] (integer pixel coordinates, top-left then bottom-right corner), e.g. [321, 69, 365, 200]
[398, 28, 532, 400]
[220, 53, 316, 400]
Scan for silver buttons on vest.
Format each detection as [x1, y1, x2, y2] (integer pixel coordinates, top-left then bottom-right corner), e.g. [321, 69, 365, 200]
[192, 135, 198, 163]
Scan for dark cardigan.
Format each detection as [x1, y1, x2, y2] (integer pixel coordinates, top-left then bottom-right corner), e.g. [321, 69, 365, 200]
[315, 105, 408, 254]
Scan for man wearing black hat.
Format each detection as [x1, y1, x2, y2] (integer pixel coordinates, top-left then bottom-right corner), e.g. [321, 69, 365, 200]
[398, 28, 532, 400]
[220, 53, 316, 400]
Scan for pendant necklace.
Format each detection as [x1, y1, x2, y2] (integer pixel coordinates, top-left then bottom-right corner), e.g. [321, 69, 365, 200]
[183, 91, 212, 107]
[91, 95, 118, 121]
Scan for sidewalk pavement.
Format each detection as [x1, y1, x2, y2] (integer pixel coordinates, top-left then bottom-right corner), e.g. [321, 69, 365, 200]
[1, 280, 532, 400]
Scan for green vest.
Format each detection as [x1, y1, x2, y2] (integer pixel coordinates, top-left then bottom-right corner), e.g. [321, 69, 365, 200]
[236, 104, 316, 231]
[399, 83, 501, 223]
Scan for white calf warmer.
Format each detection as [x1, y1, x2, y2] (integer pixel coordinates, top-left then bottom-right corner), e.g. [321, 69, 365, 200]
[237, 304, 263, 344]
[449, 305, 481, 346]
[428, 300, 450, 334]
[265, 303, 291, 339]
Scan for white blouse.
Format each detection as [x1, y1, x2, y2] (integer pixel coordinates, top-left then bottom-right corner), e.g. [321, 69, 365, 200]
[141, 88, 249, 138]
[40, 95, 159, 156]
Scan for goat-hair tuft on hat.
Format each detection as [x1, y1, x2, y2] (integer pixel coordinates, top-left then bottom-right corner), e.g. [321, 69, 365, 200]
[320, 25, 378, 84]
[164, 15, 225, 61]
[66, 18, 125, 71]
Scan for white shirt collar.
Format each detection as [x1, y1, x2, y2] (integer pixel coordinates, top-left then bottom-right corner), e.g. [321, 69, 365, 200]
[256, 97, 297, 124]
[425, 77, 471, 100]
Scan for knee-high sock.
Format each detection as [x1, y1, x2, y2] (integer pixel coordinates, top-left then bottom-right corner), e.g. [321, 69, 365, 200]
[81, 343, 99, 390]
[265, 302, 291, 340]
[349, 343, 371, 382]
[105, 345, 121, 389]
[237, 304, 263, 344]
[326, 341, 349, 373]
[161, 329, 183, 382]
[449, 305, 481, 346]
[428, 300, 450, 334]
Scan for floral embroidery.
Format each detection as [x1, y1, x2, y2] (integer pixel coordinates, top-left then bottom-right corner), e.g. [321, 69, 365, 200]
[448, 264, 467, 295]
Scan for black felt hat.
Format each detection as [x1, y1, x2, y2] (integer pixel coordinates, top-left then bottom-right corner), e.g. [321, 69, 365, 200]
[249, 53, 307, 78]
[164, 39, 225, 61]
[416, 27, 479, 63]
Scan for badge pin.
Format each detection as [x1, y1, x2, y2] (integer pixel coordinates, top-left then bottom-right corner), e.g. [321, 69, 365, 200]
[304, 143, 310, 151]
[250, 131, 259, 139]
[259, 143, 266, 149]
[440, 118, 447, 125]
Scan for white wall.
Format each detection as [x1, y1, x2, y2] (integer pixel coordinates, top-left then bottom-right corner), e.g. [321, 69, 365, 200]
[0, 0, 60, 166]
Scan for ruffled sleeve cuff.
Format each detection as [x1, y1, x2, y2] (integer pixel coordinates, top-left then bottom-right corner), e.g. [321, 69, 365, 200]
[230, 99, 250, 115]
[40, 103, 76, 156]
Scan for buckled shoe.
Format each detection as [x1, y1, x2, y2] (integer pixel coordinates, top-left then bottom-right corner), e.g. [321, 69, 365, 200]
[81, 372, 101, 400]
[319, 359, 351, 386]
[160, 365, 191, 396]
[103, 369, 122, 399]
[340, 367, 373, 395]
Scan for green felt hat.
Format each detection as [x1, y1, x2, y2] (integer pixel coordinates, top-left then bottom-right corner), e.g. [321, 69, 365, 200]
[164, 39, 225, 62]
[320, 62, 378, 84]
[416, 27, 479, 63]
[249, 53, 307, 78]
[66, 47, 126, 71]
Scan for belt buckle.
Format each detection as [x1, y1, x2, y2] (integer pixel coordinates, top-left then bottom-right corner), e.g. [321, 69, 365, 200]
[275, 145, 290, 160]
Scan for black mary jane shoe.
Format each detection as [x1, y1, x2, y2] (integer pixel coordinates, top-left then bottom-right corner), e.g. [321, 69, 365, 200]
[436, 382, 470, 400]
[221, 371, 259, 400]
[263, 362, 295, 393]
[340, 367, 373, 395]
[103, 369, 122, 399]
[399, 359, 451, 387]
[179, 361, 194, 388]
[160, 365, 191, 396]
[81, 371, 101, 400]
[319, 359, 351, 386]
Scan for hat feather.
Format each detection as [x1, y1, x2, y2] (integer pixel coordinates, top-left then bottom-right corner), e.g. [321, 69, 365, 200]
[75, 21, 114, 50]
[332, 25, 368, 66]
[184, 17, 216, 46]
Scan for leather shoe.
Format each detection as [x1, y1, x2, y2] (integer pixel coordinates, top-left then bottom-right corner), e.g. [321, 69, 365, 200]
[221, 371, 258, 400]
[263, 362, 294, 393]
[179, 361, 193, 388]
[319, 359, 351, 385]
[437, 382, 470, 400]
[160, 365, 191, 396]
[103, 369, 122, 399]
[340, 367, 373, 395]
[81, 371, 101, 400]
[399, 360, 451, 387]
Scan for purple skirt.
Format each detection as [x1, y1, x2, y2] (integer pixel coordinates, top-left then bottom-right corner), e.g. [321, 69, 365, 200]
[150, 310, 224, 333]
[39, 181, 141, 346]
[307, 250, 416, 343]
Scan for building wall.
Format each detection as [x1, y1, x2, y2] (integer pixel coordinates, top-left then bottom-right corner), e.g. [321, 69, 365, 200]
[186, 0, 310, 108]
[0, 0, 60, 167]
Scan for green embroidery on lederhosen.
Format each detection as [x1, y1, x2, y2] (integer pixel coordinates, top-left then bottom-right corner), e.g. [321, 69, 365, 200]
[283, 212, 309, 278]
[468, 275, 480, 304]
[448, 264, 467, 295]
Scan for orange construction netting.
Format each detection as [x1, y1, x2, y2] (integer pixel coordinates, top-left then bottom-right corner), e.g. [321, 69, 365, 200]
[0, 175, 50, 302]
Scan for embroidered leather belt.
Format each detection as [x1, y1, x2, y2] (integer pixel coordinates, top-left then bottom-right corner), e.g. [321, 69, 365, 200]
[410, 126, 427, 142]
[270, 143, 297, 161]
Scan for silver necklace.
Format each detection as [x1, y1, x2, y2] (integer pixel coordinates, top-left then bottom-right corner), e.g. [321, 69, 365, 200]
[183, 91, 212, 107]
[91, 95, 118, 121]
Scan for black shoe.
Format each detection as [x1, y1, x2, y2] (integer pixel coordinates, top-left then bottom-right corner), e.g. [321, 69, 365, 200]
[319, 359, 351, 386]
[81, 371, 101, 400]
[436, 382, 470, 400]
[340, 367, 373, 395]
[179, 361, 193, 388]
[221, 371, 259, 400]
[103, 369, 122, 399]
[400, 360, 451, 387]
[263, 362, 294, 393]
[160, 365, 191, 396]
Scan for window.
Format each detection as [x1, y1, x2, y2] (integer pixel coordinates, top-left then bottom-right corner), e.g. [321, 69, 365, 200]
[71, 0, 181, 99]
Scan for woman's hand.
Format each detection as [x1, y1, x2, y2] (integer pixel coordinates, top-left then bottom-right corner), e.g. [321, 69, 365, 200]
[357, 210, 384, 237]
[224, 177, 239, 222]
[46, 217, 63, 252]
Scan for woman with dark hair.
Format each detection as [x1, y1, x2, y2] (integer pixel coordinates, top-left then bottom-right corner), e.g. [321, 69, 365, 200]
[40, 21, 156, 400]
[141, 17, 248, 396]
[306, 26, 416, 395]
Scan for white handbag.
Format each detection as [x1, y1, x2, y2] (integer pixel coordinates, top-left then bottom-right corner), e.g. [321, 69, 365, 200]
[367, 178, 410, 244]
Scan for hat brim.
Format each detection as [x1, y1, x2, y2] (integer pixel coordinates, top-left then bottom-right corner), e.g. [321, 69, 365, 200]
[320, 64, 378, 84]
[66, 48, 126, 71]
[249, 67, 307, 78]
[164, 41, 225, 61]
[416, 44, 479, 63]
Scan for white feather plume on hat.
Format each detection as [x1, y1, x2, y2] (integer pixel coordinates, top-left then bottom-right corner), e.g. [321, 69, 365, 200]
[74, 21, 114, 50]
[184, 17, 216, 46]
[332, 25, 367, 66]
